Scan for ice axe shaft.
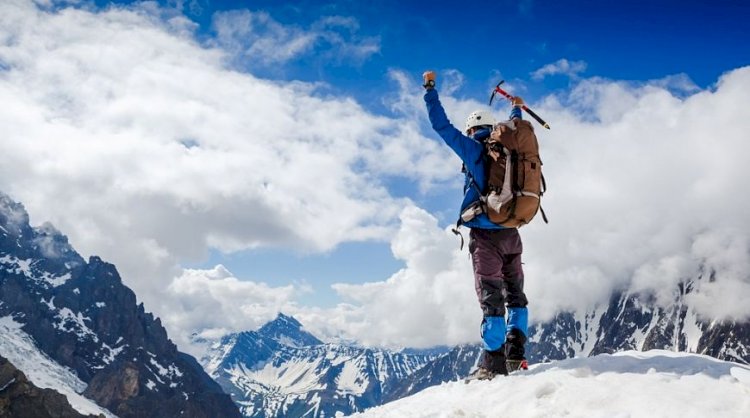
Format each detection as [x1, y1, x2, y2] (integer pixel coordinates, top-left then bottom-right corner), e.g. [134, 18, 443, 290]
[490, 81, 550, 130]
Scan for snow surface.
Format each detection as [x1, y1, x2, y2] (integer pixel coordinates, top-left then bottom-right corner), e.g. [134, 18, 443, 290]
[336, 359, 369, 396]
[45, 272, 72, 287]
[147, 355, 184, 386]
[350, 350, 750, 418]
[99, 341, 126, 366]
[0, 254, 71, 287]
[0, 255, 33, 278]
[232, 357, 326, 394]
[0, 316, 117, 417]
[54, 307, 99, 342]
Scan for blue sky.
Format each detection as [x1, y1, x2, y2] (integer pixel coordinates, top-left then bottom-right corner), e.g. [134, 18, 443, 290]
[2, 0, 750, 348]
[169, 0, 750, 307]
[92, 0, 750, 95]
[177, 0, 748, 93]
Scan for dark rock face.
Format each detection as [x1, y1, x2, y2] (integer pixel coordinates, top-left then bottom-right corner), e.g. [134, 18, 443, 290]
[84, 362, 141, 410]
[0, 355, 101, 418]
[0, 192, 241, 418]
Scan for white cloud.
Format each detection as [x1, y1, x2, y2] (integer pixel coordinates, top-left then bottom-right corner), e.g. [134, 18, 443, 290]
[651, 73, 701, 95]
[306, 66, 750, 348]
[211, 10, 317, 64]
[328, 206, 478, 348]
[170, 206, 476, 352]
[518, 66, 750, 322]
[0, 0, 452, 340]
[3, 1, 749, 351]
[164, 265, 298, 354]
[312, 15, 380, 63]
[211, 9, 380, 66]
[531, 58, 587, 80]
[686, 230, 750, 320]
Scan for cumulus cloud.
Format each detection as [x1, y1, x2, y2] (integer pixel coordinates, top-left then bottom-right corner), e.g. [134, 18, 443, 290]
[160, 206, 475, 352]
[686, 230, 750, 320]
[164, 265, 298, 353]
[531, 58, 588, 80]
[167, 206, 476, 352]
[513, 67, 750, 322]
[329, 206, 476, 348]
[0, 0, 452, 336]
[3, 1, 749, 351]
[308, 66, 750, 348]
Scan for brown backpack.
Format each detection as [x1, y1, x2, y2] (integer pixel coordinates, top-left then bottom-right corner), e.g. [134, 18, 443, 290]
[483, 118, 547, 227]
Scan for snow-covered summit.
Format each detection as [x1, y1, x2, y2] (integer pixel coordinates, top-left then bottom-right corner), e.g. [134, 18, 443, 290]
[352, 350, 750, 418]
[200, 314, 438, 418]
[257, 312, 323, 348]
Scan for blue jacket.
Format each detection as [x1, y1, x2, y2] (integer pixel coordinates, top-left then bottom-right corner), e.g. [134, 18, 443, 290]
[424, 88, 522, 229]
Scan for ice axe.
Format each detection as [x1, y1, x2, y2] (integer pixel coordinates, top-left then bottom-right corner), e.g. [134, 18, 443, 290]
[489, 81, 550, 130]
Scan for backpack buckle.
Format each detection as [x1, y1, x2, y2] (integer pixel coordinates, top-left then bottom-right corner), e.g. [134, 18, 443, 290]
[460, 202, 484, 223]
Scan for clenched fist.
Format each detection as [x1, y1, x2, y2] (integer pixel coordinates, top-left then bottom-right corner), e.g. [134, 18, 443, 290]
[423, 71, 436, 89]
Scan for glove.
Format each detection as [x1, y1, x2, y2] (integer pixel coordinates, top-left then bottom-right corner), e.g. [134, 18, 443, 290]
[511, 95, 525, 108]
[422, 71, 436, 89]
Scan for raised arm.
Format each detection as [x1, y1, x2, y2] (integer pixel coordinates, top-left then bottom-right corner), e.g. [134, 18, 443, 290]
[423, 71, 483, 166]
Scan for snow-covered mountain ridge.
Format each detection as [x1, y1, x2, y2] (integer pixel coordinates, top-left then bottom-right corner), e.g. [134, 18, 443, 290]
[352, 350, 750, 418]
[0, 315, 115, 417]
[527, 285, 750, 365]
[0, 191, 241, 417]
[403, 283, 750, 409]
[198, 313, 440, 418]
[202, 274, 750, 418]
[2, 187, 746, 418]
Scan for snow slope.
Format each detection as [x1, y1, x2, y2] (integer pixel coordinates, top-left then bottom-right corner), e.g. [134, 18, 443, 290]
[0, 315, 117, 417]
[351, 350, 750, 418]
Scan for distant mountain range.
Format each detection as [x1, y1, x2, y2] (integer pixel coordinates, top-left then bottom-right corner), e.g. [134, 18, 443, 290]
[196, 313, 438, 418]
[2, 190, 747, 418]
[528, 285, 750, 365]
[200, 290, 749, 418]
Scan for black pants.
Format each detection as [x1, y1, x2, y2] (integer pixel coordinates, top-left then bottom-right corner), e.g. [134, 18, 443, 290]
[469, 228, 528, 317]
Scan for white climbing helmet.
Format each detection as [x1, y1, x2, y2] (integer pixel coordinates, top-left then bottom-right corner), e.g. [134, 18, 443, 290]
[465, 109, 496, 134]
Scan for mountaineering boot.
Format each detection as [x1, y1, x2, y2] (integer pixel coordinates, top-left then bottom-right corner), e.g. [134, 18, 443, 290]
[464, 367, 496, 383]
[506, 359, 528, 372]
[465, 349, 508, 383]
[505, 328, 528, 372]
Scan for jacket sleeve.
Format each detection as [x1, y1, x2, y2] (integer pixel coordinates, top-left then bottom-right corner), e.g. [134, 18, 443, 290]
[424, 89, 483, 166]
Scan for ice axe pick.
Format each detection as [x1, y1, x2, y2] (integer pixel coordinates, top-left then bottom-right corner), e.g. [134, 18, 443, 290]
[489, 81, 550, 130]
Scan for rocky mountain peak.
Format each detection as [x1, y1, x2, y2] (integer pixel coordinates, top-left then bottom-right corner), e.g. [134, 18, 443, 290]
[257, 313, 323, 348]
[32, 221, 81, 262]
[0, 191, 31, 240]
[0, 191, 241, 418]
